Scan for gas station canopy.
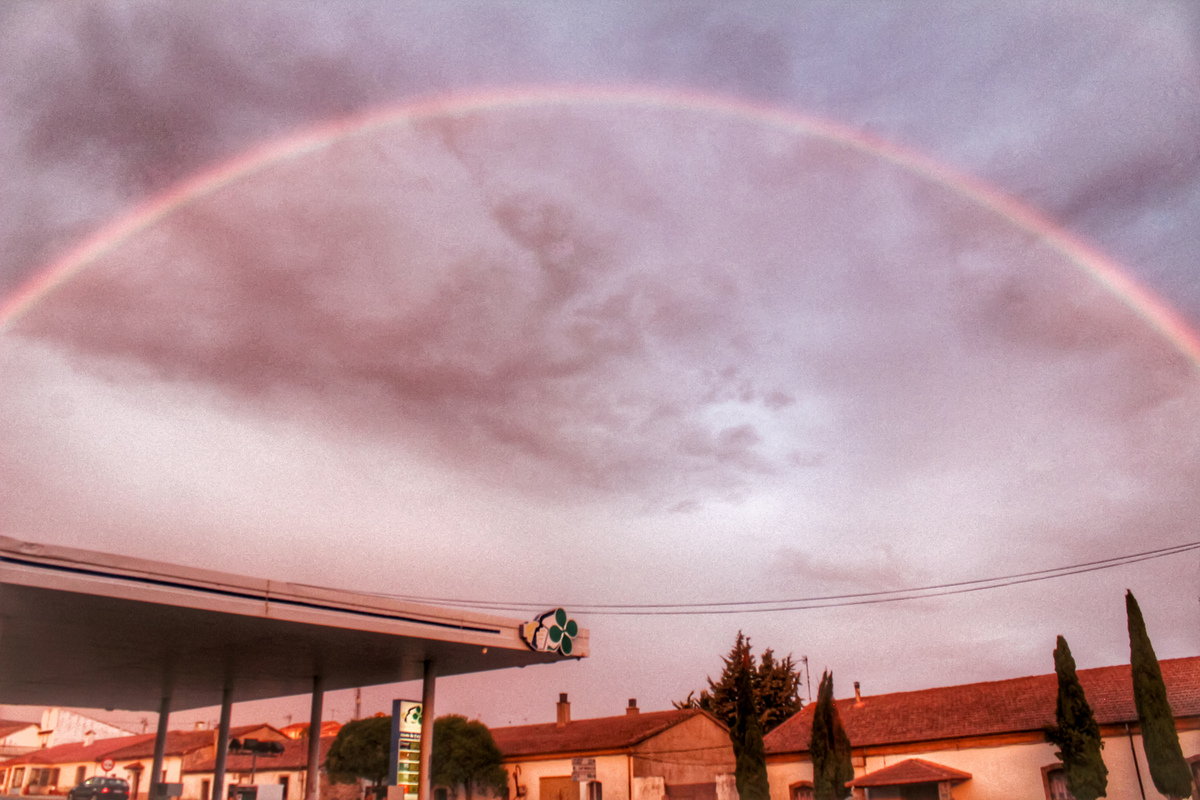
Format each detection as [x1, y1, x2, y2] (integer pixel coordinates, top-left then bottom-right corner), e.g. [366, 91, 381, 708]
[0, 536, 587, 711]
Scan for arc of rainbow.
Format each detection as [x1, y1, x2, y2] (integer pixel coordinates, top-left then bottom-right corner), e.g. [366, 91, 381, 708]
[4, 85, 1198, 368]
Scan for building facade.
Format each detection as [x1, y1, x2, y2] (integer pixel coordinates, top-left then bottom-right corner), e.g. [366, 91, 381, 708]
[763, 656, 1200, 800]
[0, 722, 40, 761]
[0, 725, 285, 798]
[491, 696, 737, 800]
[36, 712, 135, 750]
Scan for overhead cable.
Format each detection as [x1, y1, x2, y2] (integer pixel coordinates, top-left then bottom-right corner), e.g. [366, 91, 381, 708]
[335, 539, 1200, 616]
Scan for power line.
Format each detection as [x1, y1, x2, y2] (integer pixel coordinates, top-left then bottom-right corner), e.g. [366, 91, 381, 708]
[334, 539, 1200, 616]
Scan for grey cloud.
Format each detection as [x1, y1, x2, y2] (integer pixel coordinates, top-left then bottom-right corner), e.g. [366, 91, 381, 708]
[15, 99, 1196, 511]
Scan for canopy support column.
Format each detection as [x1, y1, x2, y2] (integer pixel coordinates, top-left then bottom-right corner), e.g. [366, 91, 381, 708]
[212, 679, 234, 800]
[417, 660, 436, 800]
[305, 675, 324, 800]
[150, 692, 172, 800]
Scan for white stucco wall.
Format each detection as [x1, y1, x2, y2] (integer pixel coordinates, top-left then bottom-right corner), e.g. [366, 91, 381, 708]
[0, 724, 40, 756]
[506, 756, 630, 800]
[41, 710, 135, 747]
[768, 726, 1200, 800]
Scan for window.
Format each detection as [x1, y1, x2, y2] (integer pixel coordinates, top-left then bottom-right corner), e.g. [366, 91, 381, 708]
[1044, 768, 1076, 800]
[278, 776, 289, 800]
[76, 766, 87, 786]
[434, 788, 448, 800]
[202, 779, 211, 800]
[789, 783, 813, 800]
[587, 782, 602, 800]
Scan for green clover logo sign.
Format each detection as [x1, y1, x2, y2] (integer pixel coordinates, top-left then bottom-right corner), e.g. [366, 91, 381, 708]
[521, 608, 579, 655]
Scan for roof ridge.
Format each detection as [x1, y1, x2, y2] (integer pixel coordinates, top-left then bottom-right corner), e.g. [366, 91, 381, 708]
[822, 655, 1200, 705]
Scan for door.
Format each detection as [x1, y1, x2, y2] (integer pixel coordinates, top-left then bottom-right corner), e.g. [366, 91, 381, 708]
[540, 777, 576, 800]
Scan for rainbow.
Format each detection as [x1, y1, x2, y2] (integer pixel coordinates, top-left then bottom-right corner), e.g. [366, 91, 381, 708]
[4, 85, 1199, 366]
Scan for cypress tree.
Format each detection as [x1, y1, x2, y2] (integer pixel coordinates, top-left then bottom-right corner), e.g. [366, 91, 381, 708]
[809, 671, 853, 800]
[732, 652, 771, 800]
[1126, 590, 1193, 799]
[1044, 635, 1108, 800]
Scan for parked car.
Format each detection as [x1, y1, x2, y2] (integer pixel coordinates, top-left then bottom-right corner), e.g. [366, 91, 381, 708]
[68, 778, 130, 800]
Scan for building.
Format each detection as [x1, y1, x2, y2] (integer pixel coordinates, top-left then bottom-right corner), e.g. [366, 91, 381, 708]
[182, 735, 357, 800]
[0, 721, 40, 760]
[0, 725, 285, 798]
[279, 723, 342, 742]
[491, 696, 736, 800]
[763, 655, 1200, 800]
[36, 711, 135, 750]
[1, 733, 152, 796]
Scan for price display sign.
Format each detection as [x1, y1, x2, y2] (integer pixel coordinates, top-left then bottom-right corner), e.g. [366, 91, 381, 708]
[389, 699, 424, 795]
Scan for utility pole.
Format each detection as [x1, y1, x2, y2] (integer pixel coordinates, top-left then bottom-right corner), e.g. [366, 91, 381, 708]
[801, 656, 812, 703]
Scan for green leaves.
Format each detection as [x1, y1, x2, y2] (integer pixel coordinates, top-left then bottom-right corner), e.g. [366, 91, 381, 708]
[673, 631, 802, 734]
[325, 716, 392, 786]
[732, 650, 771, 800]
[1127, 591, 1192, 799]
[431, 715, 508, 800]
[810, 672, 852, 800]
[1044, 635, 1107, 800]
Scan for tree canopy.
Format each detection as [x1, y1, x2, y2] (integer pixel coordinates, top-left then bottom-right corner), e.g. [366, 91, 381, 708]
[674, 631, 803, 734]
[1127, 590, 1192, 799]
[431, 715, 508, 800]
[732, 651, 771, 800]
[1044, 635, 1107, 800]
[809, 671, 852, 800]
[325, 715, 392, 787]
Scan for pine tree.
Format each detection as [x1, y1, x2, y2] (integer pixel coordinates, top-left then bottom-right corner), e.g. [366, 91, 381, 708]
[1126, 591, 1193, 799]
[673, 632, 802, 734]
[758, 649, 804, 733]
[1044, 636, 1108, 800]
[809, 672, 853, 800]
[732, 652, 771, 800]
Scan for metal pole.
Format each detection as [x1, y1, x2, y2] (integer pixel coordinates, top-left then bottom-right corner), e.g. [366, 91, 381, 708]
[417, 660, 437, 800]
[213, 680, 234, 800]
[305, 675, 324, 800]
[150, 693, 172, 800]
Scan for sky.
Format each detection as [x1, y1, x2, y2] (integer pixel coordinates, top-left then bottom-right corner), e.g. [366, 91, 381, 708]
[2, 1, 1200, 733]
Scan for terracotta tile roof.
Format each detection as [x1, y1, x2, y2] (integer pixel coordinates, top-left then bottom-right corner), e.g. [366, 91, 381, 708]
[104, 725, 281, 760]
[492, 709, 715, 758]
[0, 734, 154, 766]
[848, 759, 972, 787]
[184, 736, 336, 773]
[765, 655, 1200, 754]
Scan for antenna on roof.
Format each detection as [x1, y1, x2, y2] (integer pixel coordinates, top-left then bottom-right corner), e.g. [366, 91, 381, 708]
[801, 656, 812, 704]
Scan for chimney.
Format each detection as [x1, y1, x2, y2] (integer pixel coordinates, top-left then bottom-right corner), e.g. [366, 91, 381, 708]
[556, 693, 571, 727]
[194, 721, 206, 731]
[854, 682, 862, 704]
[84, 731, 95, 747]
[626, 699, 639, 716]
